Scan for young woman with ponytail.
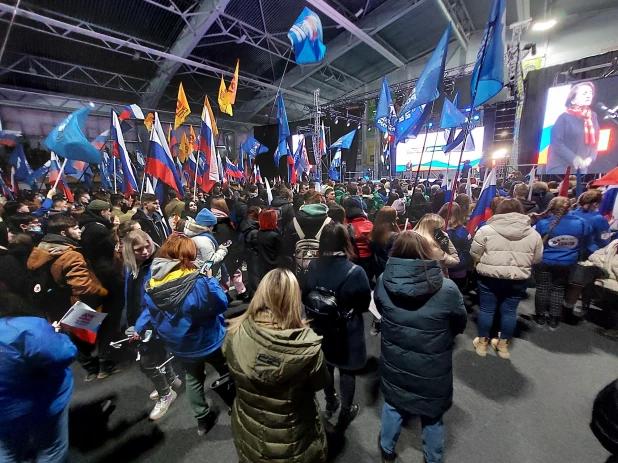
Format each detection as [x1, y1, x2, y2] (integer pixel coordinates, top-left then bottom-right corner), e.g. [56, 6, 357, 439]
[533, 197, 592, 330]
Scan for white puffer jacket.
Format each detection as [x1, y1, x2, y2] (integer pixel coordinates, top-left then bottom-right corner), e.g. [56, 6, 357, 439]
[588, 240, 618, 292]
[471, 212, 543, 280]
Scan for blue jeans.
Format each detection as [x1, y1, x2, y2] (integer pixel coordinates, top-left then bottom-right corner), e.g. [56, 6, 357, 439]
[0, 406, 69, 463]
[477, 276, 527, 340]
[380, 402, 444, 463]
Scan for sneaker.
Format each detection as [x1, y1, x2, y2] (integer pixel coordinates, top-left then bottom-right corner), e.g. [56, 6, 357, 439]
[97, 365, 125, 380]
[532, 314, 546, 327]
[84, 373, 97, 382]
[324, 394, 341, 419]
[150, 376, 183, 400]
[336, 404, 359, 429]
[197, 410, 219, 436]
[378, 434, 396, 463]
[548, 316, 561, 331]
[149, 390, 177, 421]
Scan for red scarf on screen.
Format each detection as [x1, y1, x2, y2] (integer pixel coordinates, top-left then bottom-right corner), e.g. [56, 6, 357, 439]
[566, 106, 596, 145]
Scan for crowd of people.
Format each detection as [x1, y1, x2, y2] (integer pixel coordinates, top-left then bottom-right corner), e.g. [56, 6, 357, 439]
[1, 171, 618, 463]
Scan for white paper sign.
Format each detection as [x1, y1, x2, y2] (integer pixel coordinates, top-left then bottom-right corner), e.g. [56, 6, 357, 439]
[368, 291, 381, 320]
[60, 301, 107, 332]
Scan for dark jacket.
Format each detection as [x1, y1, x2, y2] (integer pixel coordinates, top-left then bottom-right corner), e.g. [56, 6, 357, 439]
[132, 208, 169, 246]
[374, 258, 467, 418]
[213, 214, 242, 271]
[370, 232, 397, 277]
[222, 313, 328, 463]
[516, 198, 539, 215]
[447, 225, 472, 277]
[123, 256, 153, 329]
[257, 229, 285, 278]
[303, 255, 371, 370]
[230, 199, 248, 229]
[0, 247, 33, 316]
[531, 189, 554, 213]
[239, 217, 260, 291]
[139, 258, 228, 358]
[0, 316, 77, 429]
[283, 204, 330, 259]
[271, 196, 295, 231]
[548, 111, 599, 174]
[591, 378, 618, 455]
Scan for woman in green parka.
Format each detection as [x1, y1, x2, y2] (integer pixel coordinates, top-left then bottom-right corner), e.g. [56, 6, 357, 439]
[222, 268, 329, 463]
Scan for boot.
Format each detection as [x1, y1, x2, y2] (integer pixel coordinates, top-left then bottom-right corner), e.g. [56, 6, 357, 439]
[491, 338, 510, 359]
[336, 404, 359, 429]
[324, 394, 341, 420]
[472, 337, 489, 357]
[548, 316, 561, 331]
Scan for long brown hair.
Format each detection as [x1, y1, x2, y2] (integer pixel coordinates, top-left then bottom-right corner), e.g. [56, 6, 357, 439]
[390, 231, 434, 260]
[210, 197, 230, 216]
[369, 206, 399, 245]
[438, 202, 464, 228]
[227, 268, 305, 333]
[157, 234, 197, 271]
[534, 197, 571, 244]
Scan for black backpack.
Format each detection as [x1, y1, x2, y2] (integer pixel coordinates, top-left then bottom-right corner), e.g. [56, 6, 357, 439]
[304, 265, 357, 336]
[31, 258, 71, 322]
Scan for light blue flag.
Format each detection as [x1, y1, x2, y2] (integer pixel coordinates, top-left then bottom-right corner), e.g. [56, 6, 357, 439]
[395, 24, 451, 142]
[241, 136, 268, 158]
[440, 96, 467, 129]
[275, 92, 290, 167]
[471, 0, 506, 108]
[329, 149, 341, 181]
[375, 76, 396, 134]
[329, 130, 356, 150]
[288, 7, 326, 64]
[44, 105, 103, 165]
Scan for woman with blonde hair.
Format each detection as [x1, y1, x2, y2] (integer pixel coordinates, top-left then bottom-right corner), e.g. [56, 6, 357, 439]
[533, 197, 592, 330]
[122, 230, 181, 421]
[139, 234, 229, 436]
[413, 214, 459, 275]
[438, 203, 472, 286]
[223, 268, 329, 463]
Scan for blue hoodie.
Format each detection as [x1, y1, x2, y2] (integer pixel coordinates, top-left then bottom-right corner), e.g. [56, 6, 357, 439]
[535, 212, 592, 266]
[570, 207, 611, 254]
[0, 316, 76, 428]
[139, 258, 228, 358]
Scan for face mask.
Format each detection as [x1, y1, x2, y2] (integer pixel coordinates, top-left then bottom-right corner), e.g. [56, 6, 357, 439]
[29, 225, 43, 234]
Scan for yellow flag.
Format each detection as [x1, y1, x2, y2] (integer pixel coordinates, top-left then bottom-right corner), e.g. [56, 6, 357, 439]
[226, 59, 239, 105]
[204, 95, 219, 136]
[144, 112, 154, 132]
[189, 125, 198, 152]
[175, 82, 191, 129]
[218, 76, 233, 116]
[178, 132, 190, 163]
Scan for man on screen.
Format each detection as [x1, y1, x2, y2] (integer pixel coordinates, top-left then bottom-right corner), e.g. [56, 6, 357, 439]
[548, 82, 599, 174]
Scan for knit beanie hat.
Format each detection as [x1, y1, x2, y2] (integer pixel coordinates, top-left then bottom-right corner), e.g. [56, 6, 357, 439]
[87, 199, 111, 211]
[195, 208, 217, 227]
[300, 203, 328, 216]
[392, 198, 406, 215]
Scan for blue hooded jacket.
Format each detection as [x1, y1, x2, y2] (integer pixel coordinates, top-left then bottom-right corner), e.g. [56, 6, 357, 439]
[139, 258, 228, 358]
[535, 212, 592, 266]
[0, 316, 77, 428]
[570, 207, 611, 254]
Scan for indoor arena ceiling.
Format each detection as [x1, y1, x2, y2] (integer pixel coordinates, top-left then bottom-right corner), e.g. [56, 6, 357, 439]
[0, 0, 615, 128]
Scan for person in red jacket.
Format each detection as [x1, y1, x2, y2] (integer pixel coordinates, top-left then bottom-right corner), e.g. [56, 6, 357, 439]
[344, 197, 374, 283]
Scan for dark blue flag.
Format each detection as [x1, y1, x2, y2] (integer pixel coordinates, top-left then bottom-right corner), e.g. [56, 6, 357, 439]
[288, 7, 326, 64]
[241, 136, 269, 158]
[8, 144, 34, 183]
[375, 77, 396, 134]
[275, 92, 290, 167]
[329, 130, 356, 150]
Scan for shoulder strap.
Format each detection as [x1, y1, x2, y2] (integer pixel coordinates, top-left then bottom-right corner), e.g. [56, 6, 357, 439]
[335, 264, 357, 297]
[315, 217, 332, 240]
[201, 232, 219, 248]
[293, 218, 305, 240]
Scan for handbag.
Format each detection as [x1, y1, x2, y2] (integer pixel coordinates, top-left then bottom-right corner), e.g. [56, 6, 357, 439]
[567, 219, 599, 286]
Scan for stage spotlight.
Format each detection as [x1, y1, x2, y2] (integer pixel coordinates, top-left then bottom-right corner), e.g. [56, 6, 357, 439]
[347, 120, 351, 127]
[464, 107, 472, 113]
[492, 148, 508, 159]
[427, 122, 433, 128]
[472, 114, 480, 121]
[533, 19, 556, 31]
[335, 117, 339, 124]
[357, 123, 361, 130]
[368, 126, 372, 131]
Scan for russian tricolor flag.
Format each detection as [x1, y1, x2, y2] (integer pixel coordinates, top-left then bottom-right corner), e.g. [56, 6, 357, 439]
[49, 153, 74, 202]
[254, 164, 262, 183]
[225, 158, 244, 180]
[118, 104, 145, 121]
[91, 130, 109, 151]
[198, 98, 219, 192]
[467, 168, 497, 234]
[145, 113, 184, 197]
[112, 111, 138, 195]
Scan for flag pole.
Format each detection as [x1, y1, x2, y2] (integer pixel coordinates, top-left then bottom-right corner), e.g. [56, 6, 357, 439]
[425, 129, 441, 186]
[413, 119, 432, 189]
[52, 158, 67, 190]
[113, 157, 117, 194]
[74, 165, 92, 186]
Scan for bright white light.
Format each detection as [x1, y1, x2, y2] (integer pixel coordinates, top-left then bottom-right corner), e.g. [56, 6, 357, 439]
[532, 19, 557, 31]
[492, 148, 508, 159]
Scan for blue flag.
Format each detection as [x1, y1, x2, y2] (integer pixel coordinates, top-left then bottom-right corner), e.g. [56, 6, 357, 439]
[275, 92, 290, 167]
[329, 149, 342, 180]
[241, 136, 269, 158]
[395, 24, 451, 142]
[27, 162, 51, 188]
[288, 7, 326, 64]
[471, 0, 506, 108]
[237, 145, 244, 174]
[44, 105, 103, 165]
[329, 130, 356, 150]
[8, 144, 34, 183]
[440, 96, 467, 129]
[375, 77, 396, 134]
[135, 146, 146, 170]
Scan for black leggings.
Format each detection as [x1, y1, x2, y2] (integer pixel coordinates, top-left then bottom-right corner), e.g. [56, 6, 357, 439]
[139, 337, 177, 396]
[324, 365, 356, 411]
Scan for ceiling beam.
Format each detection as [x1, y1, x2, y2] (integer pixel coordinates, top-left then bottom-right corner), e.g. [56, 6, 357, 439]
[239, 0, 430, 122]
[140, 0, 232, 108]
[0, 2, 316, 104]
[306, 0, 405, 67]
[434, 0, 469, 50]
[516, 0, 531, 22]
